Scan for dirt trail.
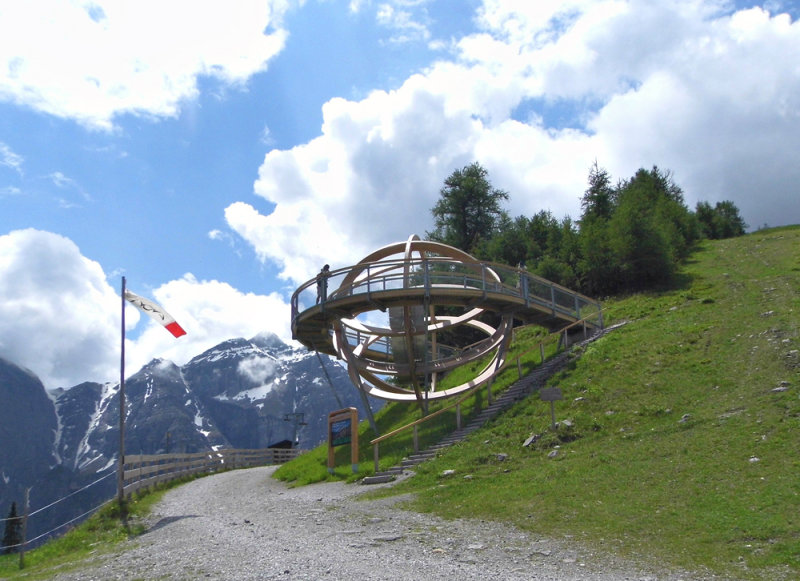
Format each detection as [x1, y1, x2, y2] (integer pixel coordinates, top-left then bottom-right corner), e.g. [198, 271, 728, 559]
[47, 466, 705, 580]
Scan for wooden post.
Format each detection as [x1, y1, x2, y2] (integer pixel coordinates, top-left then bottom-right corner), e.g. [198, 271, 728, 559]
[18, 488, 30, 569]
[540, 387, 563, 431]
[373, 443, 379, 473]
[539, 342, 545, 364]
[517, 356, 523, 379]
[118, 277, 126, 508]
[413, 425, 419, 453]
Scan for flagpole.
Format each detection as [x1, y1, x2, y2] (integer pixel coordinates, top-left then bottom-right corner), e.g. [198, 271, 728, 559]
[117, 276, 126, 507]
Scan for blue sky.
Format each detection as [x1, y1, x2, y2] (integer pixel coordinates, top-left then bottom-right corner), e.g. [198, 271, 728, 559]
[1, 0, 799, 389]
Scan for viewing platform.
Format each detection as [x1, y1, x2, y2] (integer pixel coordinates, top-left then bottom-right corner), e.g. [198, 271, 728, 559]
[289, 237, 602, 403]
[291, 255, 603, 356]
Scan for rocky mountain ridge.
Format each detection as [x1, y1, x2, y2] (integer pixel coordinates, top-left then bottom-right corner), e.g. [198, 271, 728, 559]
[0, 333, 377, 546]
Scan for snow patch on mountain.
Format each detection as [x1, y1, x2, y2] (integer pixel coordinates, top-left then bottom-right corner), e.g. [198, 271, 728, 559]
[49, 388, 65, 465]
[144, 377, 154, 404]
[235, 382, 279, 402]
[194, 340, 272, 365]
[76, 382, 117, 471]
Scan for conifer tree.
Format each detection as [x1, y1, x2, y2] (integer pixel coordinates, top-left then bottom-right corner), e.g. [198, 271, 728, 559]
[428, 162, 508, 254]
[2, 502, 22, 554]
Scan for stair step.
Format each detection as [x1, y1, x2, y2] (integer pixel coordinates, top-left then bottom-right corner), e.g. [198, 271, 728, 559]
[360, 474, 396, 485]
[404, 455, 435, 463]
[377, 467, 404, 474]
[369, 328, 612, 478]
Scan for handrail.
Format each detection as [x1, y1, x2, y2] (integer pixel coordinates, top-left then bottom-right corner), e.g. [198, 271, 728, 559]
[3, 447, 302, 562]
[370, 382, 480, 446]
[368, 310, 607, 453]
[291, 257, 602, 333]
[122, 447, 302, 497]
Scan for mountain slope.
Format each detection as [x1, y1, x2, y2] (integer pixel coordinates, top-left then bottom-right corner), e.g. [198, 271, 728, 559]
[1, 332, 379, 547]
[0, 357, 58, 512]
[366, 226, 800, 577]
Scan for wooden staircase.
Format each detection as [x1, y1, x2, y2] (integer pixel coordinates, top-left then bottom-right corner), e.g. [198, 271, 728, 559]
[360, 326, 615, 485]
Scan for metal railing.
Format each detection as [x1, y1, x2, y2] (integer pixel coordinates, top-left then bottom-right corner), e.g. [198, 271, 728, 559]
[292, 257, 602, 333]
[122, 447, 302, 497]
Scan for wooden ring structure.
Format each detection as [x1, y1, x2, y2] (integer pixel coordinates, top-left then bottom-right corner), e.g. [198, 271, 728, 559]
[291, 236, 602, 405]
[326, 236, 511, 403]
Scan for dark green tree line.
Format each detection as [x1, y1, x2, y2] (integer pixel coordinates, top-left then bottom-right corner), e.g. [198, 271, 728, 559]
[696, 200, 748, 239]
[430, 161, 747, 296]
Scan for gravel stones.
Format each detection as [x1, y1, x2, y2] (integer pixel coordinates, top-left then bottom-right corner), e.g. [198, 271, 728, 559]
[49, 466, 705, 580]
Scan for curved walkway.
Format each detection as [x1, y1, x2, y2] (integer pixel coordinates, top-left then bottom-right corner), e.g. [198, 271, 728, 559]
[291, 257, 602, 356]
[47, 466, 707, 580]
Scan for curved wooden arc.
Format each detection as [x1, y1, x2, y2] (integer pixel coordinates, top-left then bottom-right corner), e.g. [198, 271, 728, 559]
[291, 237, 602, 404]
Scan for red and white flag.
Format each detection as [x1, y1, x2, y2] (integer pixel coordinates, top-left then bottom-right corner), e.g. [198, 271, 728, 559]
[124, 290, 187, 338]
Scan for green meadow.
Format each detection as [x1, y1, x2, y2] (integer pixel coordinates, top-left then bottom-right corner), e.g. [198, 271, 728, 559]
[3, 227, 797, 579]
[280, 226, 800, 578]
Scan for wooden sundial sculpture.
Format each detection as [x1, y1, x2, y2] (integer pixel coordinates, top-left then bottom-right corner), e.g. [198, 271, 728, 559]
[291, 235, 602, 407]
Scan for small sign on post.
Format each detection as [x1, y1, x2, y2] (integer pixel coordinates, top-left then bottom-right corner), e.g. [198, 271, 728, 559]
[328, 407, 359, 474]
[539, 387, 563, 431]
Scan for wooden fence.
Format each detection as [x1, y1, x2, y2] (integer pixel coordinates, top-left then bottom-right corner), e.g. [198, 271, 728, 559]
[122, 448, 301, 497]
[368, 313, 608, 471]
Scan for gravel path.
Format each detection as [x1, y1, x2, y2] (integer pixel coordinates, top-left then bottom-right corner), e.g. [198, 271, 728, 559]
[48, 467, 710, 580]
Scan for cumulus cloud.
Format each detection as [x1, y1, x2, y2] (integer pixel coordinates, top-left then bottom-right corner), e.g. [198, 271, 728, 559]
[0, 0, 291, 129]
[0, 229, 123, 389]
[238, 356, 279, 384]
[225, 0, 800, 285]
[124, 274, 294, 377]
[225, 79, 487, 285]
[0, 229, 294, 389]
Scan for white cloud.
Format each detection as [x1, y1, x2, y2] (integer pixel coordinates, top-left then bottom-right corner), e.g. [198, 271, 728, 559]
[48, 171, 77, 189]
[0, 229, 293, 389]
[376, 3, 431, 43]
[208, 229, 237, 250]
[225, 0, 800, 282]
[0, 186, 22, 197]
[0, 0, 292, 130]
[0, 229, 123, 389]
[238, 356, 279, 384]
[48, 171, 92, 205]
[225, 75, 485, 286]
[125, 274, 294, 376]
[0, 142, 23, 175]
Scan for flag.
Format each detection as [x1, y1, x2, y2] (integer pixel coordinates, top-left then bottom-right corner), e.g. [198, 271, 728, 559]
[124, 290, 187, 338]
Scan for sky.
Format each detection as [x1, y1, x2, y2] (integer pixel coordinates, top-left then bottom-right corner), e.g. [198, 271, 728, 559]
[1, 0, 799, 390]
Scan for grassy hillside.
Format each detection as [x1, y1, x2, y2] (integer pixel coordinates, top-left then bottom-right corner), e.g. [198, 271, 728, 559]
[2, 228, 795, 579]
[281, 226, 800, 578]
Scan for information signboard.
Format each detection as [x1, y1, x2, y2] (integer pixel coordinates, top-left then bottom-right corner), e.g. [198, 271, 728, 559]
[540, 387, 563, 430]
[539, 387, 563, 401]
[327, 408, 359, 474]
[330, 418, 352, 447]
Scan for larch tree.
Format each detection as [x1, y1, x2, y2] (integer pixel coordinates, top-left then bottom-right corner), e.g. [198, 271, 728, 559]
[427, 162, 509, 255]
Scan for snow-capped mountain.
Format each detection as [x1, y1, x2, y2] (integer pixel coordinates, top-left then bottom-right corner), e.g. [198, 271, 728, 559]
[0, 333, 379, 546]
